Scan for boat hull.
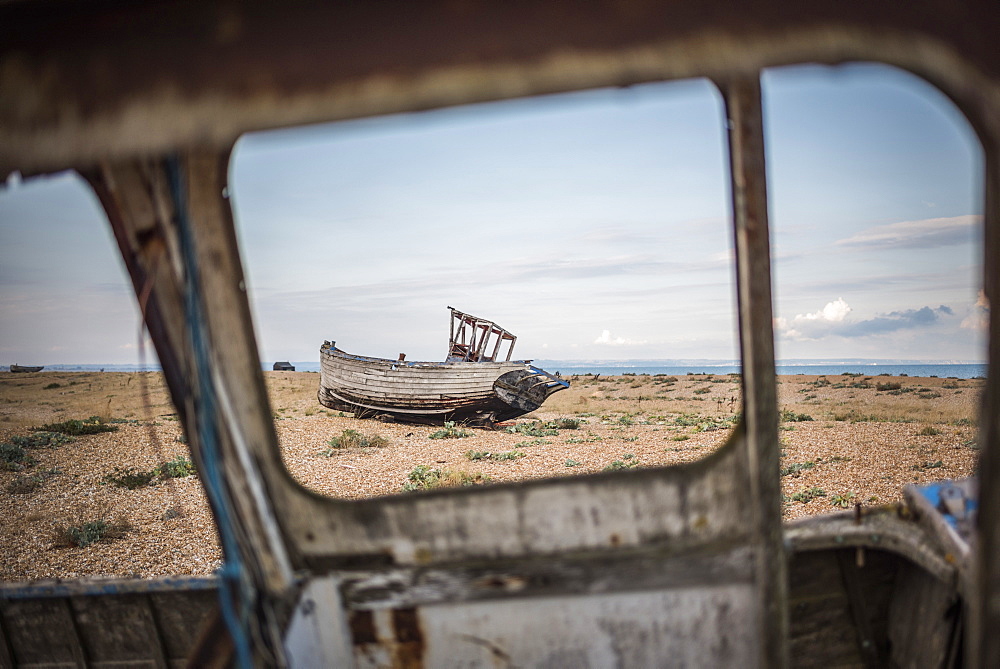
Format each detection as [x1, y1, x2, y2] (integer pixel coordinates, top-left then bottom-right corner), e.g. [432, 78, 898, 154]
[318, 344, 568, 425]
[9, 365, 43, 373]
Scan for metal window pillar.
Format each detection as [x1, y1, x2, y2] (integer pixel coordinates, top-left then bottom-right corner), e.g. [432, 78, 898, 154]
[719, 75, 789, 669]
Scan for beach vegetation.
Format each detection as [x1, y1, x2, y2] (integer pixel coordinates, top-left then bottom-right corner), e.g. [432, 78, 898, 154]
[159, 456, 196, 478]
[780, 409, 814, 422]
[6, 468, 60, 494]
[830, 493, 856, 509]
[781, 461, 816, 477]
[324, 429, 389, 451]
[604, 454, 639, 471]
[11, 431, 73, 449]
[429, 422, 472, 439]
[465, 449, 525, 461]
[37, 416, 118, 436]
[504, 421, 558, 437]
[53, 515, 133, 548]
[790, 487, 826, 503]
[875, 381, 902, 391]
[402, 465, 490, 491]
[0, 442, 36, 471]
[103, 466, 159, 489]
[564, 434, 603, 443]
[515, 439, 550, 448]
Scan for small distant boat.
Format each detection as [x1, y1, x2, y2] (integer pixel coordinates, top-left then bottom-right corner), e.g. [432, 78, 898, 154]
[318, 307, 569, 425]
[10, 364, 44, 373]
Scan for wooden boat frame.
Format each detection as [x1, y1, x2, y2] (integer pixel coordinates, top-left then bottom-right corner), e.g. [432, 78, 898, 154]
[1, 1, 999, 667]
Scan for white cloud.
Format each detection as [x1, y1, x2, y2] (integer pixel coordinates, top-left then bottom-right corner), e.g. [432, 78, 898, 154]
[594, 329, 648, 346]
[836, 215, 980, 250]
[777, 298, 957, 340]
[775, 298, 851, 338]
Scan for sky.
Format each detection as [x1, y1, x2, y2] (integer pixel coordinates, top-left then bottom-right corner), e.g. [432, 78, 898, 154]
[0, 63, 987, 365]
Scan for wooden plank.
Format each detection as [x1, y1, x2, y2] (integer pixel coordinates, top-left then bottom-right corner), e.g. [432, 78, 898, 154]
[0, 598, 87, 668]
[720, 75, 788, 667]
[835, 551, 885, 667]
[69, 594, 167, 668]
[0, 610, 13, 669]
[148, 590, 219, 667]
[888, 561, 960, 669]
[788, 596, 862, 668]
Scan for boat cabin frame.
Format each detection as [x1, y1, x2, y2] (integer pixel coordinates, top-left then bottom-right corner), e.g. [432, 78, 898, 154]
[1, 1, 999, 667]
[446, 307, 517, 363]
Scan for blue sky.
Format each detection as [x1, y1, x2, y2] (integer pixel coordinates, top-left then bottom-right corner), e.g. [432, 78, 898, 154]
[0, 63, 986, 365]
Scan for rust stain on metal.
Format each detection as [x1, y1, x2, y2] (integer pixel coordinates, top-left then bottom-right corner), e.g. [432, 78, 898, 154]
[349, 609, 377, 645]
[391, 607, 425, 668]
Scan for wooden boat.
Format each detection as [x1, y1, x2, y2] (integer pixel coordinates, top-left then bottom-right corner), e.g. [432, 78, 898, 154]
[9, 364, 43, 373]
[318, 307, 569, 424]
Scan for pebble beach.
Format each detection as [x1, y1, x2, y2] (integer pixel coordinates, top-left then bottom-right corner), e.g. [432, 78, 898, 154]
[0, 370, 981, 581]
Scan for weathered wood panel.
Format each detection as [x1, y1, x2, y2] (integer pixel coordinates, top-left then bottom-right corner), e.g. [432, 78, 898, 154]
[149, 590, 219, 668]
[0, 578, 219, 669]
[69, 594, 167, 668]
[411, 586, 759, 668]
[0, 598, 87, 668]
[888, 561, 961, 668]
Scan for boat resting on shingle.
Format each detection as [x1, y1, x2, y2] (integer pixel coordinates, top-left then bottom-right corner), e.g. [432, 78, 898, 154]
[318, 307, 569, 425]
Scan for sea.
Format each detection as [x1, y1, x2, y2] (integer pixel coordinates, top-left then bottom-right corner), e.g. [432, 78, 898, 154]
[10, 360, 989, 379]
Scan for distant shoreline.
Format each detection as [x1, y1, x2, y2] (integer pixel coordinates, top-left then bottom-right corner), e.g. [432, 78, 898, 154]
[4, 361, 988, 379]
